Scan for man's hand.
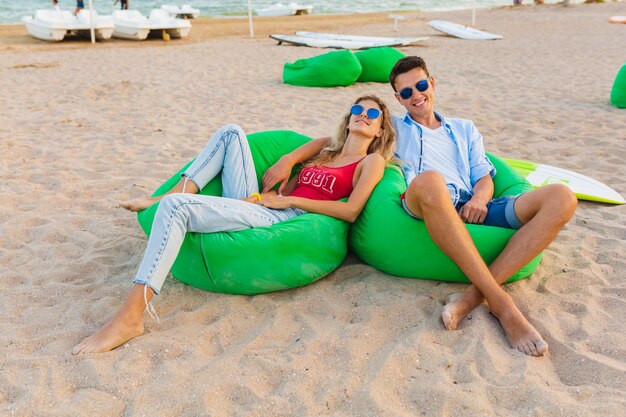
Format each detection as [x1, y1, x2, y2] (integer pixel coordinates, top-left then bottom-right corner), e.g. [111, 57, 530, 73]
[459, 196, 488, 224]
[260, 195, 293, 210]
[262, 156, 294, 194]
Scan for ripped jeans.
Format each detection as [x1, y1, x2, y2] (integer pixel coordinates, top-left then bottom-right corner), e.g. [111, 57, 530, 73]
[132, 124, 305, 295]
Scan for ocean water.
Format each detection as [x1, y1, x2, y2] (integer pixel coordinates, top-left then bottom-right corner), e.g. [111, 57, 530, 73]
[2, 0, 574, 24]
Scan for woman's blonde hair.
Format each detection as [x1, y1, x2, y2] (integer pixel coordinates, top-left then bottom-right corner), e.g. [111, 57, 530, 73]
[306, 95, 396, 166]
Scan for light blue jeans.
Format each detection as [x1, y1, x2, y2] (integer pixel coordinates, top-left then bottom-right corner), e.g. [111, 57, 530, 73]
[133, 124, 305, 295]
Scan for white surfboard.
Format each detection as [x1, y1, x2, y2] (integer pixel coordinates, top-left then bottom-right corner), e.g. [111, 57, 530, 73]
[428, 19, 502, 40]
[270, 33, 428, 50]
[503, 158, 625, 205]
[609, 16, 626, 24]
[295, 32, 429, 45]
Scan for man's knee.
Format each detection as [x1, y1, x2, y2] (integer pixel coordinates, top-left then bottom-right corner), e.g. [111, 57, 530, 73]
[546, 184, 577, 221]
[406, 170, 449, 207]
[525, 184, 577, 225]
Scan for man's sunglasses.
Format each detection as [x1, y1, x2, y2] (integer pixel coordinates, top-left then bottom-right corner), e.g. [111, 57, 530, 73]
[397, 78, 430, 100]
[350, 104, 381, 119]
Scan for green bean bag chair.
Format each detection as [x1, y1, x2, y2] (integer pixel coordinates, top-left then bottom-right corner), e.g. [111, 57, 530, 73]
[137, 131, 349, 295]
[283, 49, 363, 87]
[610, 63, 626, 108]
[354, 47, 405, 83]
[349, 154, 542, 283]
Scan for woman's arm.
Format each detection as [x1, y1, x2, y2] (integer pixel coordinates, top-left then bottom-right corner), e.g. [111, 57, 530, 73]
[262, 137, 331, 194]
[239, 176, 299, 204]
[261, 154, 385, 223]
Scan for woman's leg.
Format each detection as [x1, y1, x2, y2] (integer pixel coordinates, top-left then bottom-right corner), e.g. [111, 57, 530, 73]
[183, 124, 258, 199]
[73, 194, 302, 354]
[121, 124, 258, 212]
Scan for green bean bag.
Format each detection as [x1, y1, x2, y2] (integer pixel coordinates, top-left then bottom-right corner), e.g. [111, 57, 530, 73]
[283, 49, 363, 87]
[610, 63, 626, 108]
[354, 47, 405, 83]
[137, 130, 349, 295]
[349, 153, 542, 283]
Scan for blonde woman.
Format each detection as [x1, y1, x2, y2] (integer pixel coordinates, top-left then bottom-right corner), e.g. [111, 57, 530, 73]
[73, 95, 396, 354]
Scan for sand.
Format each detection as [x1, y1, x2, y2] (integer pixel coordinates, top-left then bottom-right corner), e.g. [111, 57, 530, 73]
[1, 2, 625, 416]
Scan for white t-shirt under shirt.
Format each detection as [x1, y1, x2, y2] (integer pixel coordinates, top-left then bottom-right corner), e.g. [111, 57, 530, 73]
[421, 125, 466, 190]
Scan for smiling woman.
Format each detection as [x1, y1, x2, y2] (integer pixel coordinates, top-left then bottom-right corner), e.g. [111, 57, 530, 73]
[72, 95, 396, 354]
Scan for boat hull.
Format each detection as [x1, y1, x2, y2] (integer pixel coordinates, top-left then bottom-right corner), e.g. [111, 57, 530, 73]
[22, 17, 67, 41]
[112, 23, 151, 40]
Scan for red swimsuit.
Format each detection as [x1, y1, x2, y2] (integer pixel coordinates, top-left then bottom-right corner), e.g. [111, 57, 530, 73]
[289, 160, 363, 201]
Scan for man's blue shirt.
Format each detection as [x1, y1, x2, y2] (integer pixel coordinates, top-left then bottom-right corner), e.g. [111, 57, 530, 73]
[392, 111, 496, 205]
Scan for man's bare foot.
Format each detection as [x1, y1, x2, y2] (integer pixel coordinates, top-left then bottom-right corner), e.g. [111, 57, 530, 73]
[119, 197, 158, 212]
[493, 305, 548, 357]
[72, 316, 145, 354]
[441, 292, 483, 330]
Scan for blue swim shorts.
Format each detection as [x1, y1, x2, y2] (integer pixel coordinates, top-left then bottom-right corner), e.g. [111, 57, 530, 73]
[401, 194, 524, 230]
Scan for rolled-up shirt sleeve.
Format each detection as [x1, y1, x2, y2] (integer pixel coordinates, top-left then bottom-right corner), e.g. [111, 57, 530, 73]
[468, 122, 496, 186]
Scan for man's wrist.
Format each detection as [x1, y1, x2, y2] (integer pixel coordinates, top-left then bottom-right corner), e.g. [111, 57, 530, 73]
[471, 195, 490, 205]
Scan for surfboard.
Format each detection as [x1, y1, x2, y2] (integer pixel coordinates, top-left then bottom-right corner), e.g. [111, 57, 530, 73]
[295, 32, 429, 45]
[609, 16, 626, 24]
[270, 33, 428, 50]
[503, 158, 625, 205]
[427, 20, 502, 40]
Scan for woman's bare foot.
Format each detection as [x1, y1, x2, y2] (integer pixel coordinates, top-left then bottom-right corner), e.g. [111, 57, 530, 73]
[72, 315, 145, 354]
[119, 197, 158, 212]
[491, 302, 548, 356]
[73, 284, 152, 354]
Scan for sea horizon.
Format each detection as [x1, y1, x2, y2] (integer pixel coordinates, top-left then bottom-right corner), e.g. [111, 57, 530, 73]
[2, 0, 579, 25]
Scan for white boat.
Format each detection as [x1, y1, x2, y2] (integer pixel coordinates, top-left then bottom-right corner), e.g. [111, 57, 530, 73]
[112, 10, 191, 40]
[111, 10, 151, 40]
[21, 9, 114, 42]
[146, 9, 192, 39]
[161, 4, 200, 19]
[256, 3, 313, 17]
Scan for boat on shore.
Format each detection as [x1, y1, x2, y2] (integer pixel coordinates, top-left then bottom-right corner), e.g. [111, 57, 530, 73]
[112, 9, 191, 40]
[146, 9, 192, 39]
[256, 3, 313, 17]
[21, 9, 114, 42]
[161, 4, 200, 19]
[111, 10, 151, 40]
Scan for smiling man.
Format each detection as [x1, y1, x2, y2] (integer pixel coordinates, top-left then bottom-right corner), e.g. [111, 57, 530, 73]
[263, 56, 577, 356]
[387, 56, 576, 356]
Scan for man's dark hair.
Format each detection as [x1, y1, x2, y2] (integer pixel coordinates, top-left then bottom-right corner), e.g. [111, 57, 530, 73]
[389, 56, 430, 91]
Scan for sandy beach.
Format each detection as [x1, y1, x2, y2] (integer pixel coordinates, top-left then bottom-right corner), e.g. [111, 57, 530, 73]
[1, 2, 625, 416]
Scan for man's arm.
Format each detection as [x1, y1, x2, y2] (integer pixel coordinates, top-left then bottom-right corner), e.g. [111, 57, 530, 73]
[459, 175, 494, 224]
[261, 137, 330, 194]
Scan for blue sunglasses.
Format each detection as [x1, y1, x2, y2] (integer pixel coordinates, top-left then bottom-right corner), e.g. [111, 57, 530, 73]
[397, 78, 430, 100]
[350, 104, 381, 119]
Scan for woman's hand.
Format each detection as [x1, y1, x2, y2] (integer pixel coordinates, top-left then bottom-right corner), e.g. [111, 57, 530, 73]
[262, 156, 294, 194]
[240, 196, 260, 204]
[260, 194, 294, 209]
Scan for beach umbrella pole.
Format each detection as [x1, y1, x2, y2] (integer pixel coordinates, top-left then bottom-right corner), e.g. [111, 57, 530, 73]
[247, 0, 254, 38]
[472, 2, 476, 26]
[89, 0, 95, 44]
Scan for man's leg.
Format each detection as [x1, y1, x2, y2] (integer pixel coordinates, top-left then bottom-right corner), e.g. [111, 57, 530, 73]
[405, 171, 549, 356]
[442, 184, 577, 330]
